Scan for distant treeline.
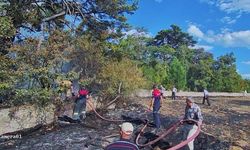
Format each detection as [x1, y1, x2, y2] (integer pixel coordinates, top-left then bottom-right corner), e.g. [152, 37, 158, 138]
[0, 1, 249, 107]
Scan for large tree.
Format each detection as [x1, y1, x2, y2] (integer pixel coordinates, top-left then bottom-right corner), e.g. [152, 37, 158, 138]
[211, 53, 243, 92]
[0, 0, 138, 55]
[151, 24, 196, 49]
[187, 48, 214, 91]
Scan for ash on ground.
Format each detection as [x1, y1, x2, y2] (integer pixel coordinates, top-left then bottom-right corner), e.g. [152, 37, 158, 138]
[1, 97, 249, 150]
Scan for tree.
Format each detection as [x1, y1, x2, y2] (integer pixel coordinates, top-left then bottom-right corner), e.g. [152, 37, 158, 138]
[151, 24, 196, 49]
[0, 0, 139, 107]
[186, 48, 214, 91]
[99, 58, 146, 104]
[0, 0, 138, 55]
[169, 57, 186, 90]
[243, 79, 250, 93]
[105, 34, 149, 61]
[211, 53, 243, 92]
[142, 62, 169, 87]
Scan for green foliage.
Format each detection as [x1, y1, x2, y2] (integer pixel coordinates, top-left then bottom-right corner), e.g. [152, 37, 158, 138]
[1, 30, 74, 106]
[99, 58, 146, 97]
[187, 49, 214, 91]
[106, 35, 148, 61]
[142, 63, 169, 87]
[169, 57, 186, 90]
[1, 1, 250, 110]
[151, 24, 196, 48]
[243, 79, 250, 93]
[79, 78, 92, 87]
[211, 53, 244, 92]
[0, 54, 17, 102]
[0, 16, 15, 37]
[12, 89, 54, 107]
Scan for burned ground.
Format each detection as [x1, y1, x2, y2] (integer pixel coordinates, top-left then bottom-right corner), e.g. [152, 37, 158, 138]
[0, 97, 249, 150]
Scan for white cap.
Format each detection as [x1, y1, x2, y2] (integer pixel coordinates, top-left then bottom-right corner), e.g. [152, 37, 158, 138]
[119, 122, 134, 135]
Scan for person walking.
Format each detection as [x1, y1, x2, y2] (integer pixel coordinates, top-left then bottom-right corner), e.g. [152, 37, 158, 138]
[159, 85, 166, 98]
[149, 84, 163, 133]
[203, 89, 210, 106]
[183, 97, 203, 150]
[172, 86, 177, 100]
[105, 122, 139, 150]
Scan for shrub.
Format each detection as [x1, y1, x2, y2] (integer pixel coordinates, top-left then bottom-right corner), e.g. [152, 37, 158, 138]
[99, 58, 146, 104]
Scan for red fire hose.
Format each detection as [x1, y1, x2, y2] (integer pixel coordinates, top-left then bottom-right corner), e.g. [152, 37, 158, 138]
[87, 100, 126, 122]
[135, 119, 201, 150]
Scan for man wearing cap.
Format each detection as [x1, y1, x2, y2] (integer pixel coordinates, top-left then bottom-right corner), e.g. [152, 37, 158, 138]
[105, 122, 139, 150]
[183, 97, 203, 150]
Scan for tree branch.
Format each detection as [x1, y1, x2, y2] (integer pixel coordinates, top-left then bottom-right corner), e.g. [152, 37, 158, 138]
[102, 82, 123, 109]
[42, 11, 66, 22]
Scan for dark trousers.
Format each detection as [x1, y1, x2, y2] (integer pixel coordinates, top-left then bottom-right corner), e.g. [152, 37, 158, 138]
[172, 92, 176, 100]
[203, 95, 210, 106]
[153, 99, 161, 129]
[73, 97, 87, 120]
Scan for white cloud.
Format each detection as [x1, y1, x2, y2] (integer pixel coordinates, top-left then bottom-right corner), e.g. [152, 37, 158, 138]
[220, 16, 237, 24]
[218, 0, 250, 14]
[201, 0, 250, 25]
[201, 0, 250, 14]
[187, 25, 204, 38]
[187, 24, 250, 48]
[242, 61, 250, 65]
[123, 29, 151, 38]
[200, 0, 215, 5]
[217, 30, 250, 47]
[154, 0, 163, 3]
[191, 44, 213, 51]
[241, 74, 250, 79]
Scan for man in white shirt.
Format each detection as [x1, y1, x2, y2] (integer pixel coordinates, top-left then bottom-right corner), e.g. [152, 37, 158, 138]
[203, 89, 210, 106]
[159, 85, 165, 97]
[172, 86, 177, 100]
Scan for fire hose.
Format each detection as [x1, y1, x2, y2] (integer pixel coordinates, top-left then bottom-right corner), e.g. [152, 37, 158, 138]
[87, 100, 141, 122]
[135, 119, 201, 150]
[86, 100, 201, 150]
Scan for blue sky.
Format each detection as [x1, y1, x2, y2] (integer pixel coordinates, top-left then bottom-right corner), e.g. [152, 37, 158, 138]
[127, 0, 250, 79]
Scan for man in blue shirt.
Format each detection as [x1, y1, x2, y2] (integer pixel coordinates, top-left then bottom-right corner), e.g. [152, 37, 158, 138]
[183, 97, 203, 150]
[105, 122, 139, 150]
